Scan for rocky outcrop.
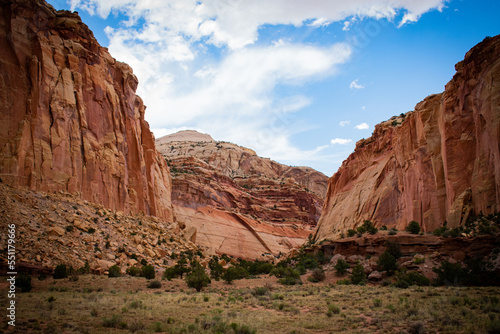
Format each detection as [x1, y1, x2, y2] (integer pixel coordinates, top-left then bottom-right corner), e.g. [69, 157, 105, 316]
[0, 183, 195, 273]
[0, 0, 172, 220]
[158, 130, 328, 197]
[315, 35, 500, 240]
[157, 131, 327, 258]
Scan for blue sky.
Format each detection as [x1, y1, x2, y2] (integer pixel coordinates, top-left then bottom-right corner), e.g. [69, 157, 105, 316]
[48, 0, 500, 176]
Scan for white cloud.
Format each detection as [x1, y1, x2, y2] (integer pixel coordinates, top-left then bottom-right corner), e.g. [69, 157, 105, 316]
[355, 122, 370, 130]
[71, 0, 448, 50]
[339, 120, 351, 127]
[349, 79, 364, 90]
[331, 138, 353, 145]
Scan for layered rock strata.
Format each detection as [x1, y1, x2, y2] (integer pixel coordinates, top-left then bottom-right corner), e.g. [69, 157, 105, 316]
[0, 0, 172, 220]
[315, 35, 500, 240]
[157, 131, 328, 258]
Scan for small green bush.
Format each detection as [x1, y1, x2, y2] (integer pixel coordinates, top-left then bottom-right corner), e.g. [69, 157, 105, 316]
[334, 258, 350, 276]
[388, 228, 398, 235]
[347, 229, 356, 237]
[208, 256, 224, 280]
[147, 280, 162, 289]
[163, 266, 180, 280]
[350, 264, 367, 285]
[377, 251, 397, 273]
[108, 265, 121, 278]
[126, 266, 141, 277]
[327, 303, 340, 316]
[141, 265, 155, 279]
[16, 272, 32, 292]
[433, 261, 466, 286]
[186, 262, 211, 292]
[308, 268, 326, 283]
[53, 264, 68, 279]
[406, 221, 421, 234]
[386, 241, 402, 259]
[252, 287, 269, 296]
[222, 266, 249, 284]
[395, 269, 430, 287]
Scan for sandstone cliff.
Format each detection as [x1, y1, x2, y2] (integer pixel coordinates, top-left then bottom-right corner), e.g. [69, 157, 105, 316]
[157, 131, 328, 258]
[158, 130, 328, 197]
[0, 0, 172, 220]
[315, 35, 500, 241]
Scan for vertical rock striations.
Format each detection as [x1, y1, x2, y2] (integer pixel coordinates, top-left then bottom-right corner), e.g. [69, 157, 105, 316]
[315, 35, 500, 240]
[0, 0, 172, 220]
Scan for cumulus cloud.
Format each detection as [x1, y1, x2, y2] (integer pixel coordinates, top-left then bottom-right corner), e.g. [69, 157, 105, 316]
[70, 0, 447, 49]
[350, 79, 364, 90]
[331, 138, 353, 145]
[339, 120, 351, 127]
[355, 122, 370, 130]
[67, 0, 446, 172]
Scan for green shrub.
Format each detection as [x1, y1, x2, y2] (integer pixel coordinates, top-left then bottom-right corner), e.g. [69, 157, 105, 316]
[147, 280, 162, 289]
[395, 269, 430, 287]
[347, 229, 356, 237]
[386, 241, 402, 259]
[388, 228, 398, 235]
[433, 226, 448, 236]
[350, 264, 367, 285]
[163, 266, 180, 281]
[449, 228, 461, 238]
[377, 251, 397, 273]
[53, 264, 68, 279]
[336, 278, 351, 285]
[433, 261, 466, 286]
[308, 268, 326, 283]
[141, 265, 155, 279]
[252, 287, 269, 296]
[185, 262, 211, 292]
[126, 266, 141, 277]
[16, 272, 32, 292]
[406, 221, 421, 234]
[334, 258, 350, 275]
[208, 256, 224, 280]
[102, 314, 122, 328]
[327, 303, 340, 315]
[380, 225, 388, 231]
[273, 267, 301, 285]
[174, 257, 190, 279]
[108, 265, 121, 278]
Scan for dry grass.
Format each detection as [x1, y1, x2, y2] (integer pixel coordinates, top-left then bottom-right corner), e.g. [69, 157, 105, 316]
[1, 274, 499, 333]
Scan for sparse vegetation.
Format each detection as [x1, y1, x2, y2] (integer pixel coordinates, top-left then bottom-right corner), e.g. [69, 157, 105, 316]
[16, 272, 32, 292]
[334, 258, 350, 275]
[53, 264, 68, 279]
[350, 264, 367, 285]
[406, 220, 421, 234]
[108, 264, 121, 278]
[185, 262, 211, 292]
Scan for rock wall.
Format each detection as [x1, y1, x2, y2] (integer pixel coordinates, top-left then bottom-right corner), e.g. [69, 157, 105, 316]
[157, 132, 324, 258]
[158, 130, 329, 197]
[0, 0, 172, 220]
[315, 35, 500, 240]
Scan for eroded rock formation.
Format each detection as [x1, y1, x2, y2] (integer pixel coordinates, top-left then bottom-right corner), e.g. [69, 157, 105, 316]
[157, 131, 328, 258]
[315, 35, 500, 241]
[0, 0, 172, 220]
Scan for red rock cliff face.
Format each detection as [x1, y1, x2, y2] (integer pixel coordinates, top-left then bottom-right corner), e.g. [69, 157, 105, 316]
[0, 0, 173, 220]
[315, 35, 500, 240]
